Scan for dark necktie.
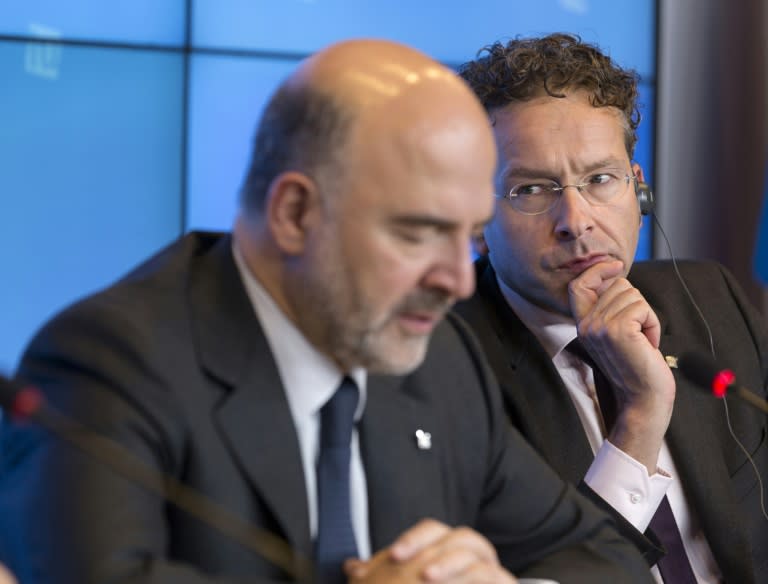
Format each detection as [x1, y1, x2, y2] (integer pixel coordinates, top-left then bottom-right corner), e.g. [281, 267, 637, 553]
[566, 339, 697, 584]
[315, 377, 360, 584]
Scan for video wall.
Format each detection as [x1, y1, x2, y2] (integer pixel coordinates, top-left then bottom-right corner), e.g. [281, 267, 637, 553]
[0, 0, 657, 371]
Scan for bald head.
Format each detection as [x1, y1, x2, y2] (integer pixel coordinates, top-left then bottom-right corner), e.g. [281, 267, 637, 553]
[295, 39, 468, 107]
[239, 39, 490, 214]
[235, 39, 496, 373]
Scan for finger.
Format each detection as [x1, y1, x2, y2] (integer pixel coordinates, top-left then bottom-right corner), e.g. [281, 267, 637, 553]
[389, 518, 452, 561]
[422, 547, 498, 582]
[426, 560, 518, 584]
[436, 526, 499, 565]
[586, 277, 634, 315]
[568, 260, 625, 320]
[590, 293, 662, 352]
[577, 280, 635, 333]
[607, 295, 661, 349]
[576, 277, 661, 350]
[417, 526, 499, 573]
[343, 558, 370, 579]
[582, 285, 646, 335]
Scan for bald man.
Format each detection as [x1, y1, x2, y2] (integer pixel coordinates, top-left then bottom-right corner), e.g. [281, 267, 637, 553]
[2, 40, 650, 583]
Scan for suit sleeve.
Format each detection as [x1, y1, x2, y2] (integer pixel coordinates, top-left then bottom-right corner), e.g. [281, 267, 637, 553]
[1, 300, 300, 584]
[446, 313, 654, 584]
[576, 481, 665, 565]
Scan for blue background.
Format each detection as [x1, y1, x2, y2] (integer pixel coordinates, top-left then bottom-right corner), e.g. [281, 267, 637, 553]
[0, 0, 657, 371]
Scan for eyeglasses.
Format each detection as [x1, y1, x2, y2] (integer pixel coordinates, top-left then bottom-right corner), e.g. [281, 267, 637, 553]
[496, 171, 636, 215]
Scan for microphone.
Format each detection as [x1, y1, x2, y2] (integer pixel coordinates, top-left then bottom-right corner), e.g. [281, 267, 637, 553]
[0, 375, 311, 581]
[677, 352, 768, 414]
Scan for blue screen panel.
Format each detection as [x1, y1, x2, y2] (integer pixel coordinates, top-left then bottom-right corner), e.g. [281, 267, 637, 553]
[186, 55, 296, 231]
[193, 0, 654, 75]
[0, 41, 184, 372]
[634, 83, 654, 261]
[755, 184, 768, 284]
[0, 1, 186, 46]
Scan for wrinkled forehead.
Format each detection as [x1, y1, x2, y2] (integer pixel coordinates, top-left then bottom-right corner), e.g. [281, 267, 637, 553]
[489, 90, 632, 157]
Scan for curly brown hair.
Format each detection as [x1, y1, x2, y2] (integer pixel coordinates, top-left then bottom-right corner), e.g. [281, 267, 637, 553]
[458, 33, 641, 157]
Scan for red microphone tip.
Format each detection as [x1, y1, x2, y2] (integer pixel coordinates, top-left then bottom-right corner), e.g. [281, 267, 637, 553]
[712, 369, 735, 398]
[12, 387, 44, 418]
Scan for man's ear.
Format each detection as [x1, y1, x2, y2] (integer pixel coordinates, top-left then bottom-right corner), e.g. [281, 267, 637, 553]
[265, 171, 321, 255]
[472, 233, 489, 257]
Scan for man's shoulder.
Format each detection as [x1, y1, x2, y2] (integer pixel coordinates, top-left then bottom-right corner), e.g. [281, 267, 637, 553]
[119, 230, 230, 287]
[56, 231, 228, 316]
[629, 258, 723, 284]
[18, 232, 232, 373]
[629, 259, 738, 305]
[413, 311, 498, 403]
[422, 312, 486, 373]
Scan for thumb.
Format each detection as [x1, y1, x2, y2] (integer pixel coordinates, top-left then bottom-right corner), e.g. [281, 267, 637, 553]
[568, 260, 624, 320]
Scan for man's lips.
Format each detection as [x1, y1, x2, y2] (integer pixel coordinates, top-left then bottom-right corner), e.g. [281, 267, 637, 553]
[397, 310, 444, 335]
[556, 254, 613, 273]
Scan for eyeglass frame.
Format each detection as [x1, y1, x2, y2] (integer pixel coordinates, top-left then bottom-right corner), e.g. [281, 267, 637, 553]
[495, 171, 639, 216]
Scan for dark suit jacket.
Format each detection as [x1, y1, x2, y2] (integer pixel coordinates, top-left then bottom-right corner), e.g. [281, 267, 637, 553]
[455, 256, 768, 584]
[1, 233, 652, 584]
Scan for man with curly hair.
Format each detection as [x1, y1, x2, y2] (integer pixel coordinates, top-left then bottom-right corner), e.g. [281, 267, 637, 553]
[455, 33, 768, 584]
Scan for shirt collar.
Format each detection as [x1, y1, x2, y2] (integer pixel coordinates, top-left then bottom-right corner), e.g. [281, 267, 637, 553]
[232, 241, 367, 422]
[496, 274, 577, 360]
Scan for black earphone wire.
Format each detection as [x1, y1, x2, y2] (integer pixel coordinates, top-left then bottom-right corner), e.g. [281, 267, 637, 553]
[653, 212, 768, 521]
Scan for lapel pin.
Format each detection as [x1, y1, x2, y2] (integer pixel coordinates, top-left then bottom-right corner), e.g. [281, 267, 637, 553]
[665, 355, 679, 369]
[415, 429, 432, 450]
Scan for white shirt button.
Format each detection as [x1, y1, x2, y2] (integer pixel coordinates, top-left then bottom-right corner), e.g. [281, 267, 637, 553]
[629, 492, 642, 504]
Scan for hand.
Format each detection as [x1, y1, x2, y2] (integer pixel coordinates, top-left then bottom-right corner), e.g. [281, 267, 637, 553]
[568, 260, 675, 473]
[345, 519, 518, 583]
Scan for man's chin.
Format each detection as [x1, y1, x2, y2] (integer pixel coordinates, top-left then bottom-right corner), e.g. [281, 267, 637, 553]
[519, 289, 572, 318]
[364, 335, 431, 375]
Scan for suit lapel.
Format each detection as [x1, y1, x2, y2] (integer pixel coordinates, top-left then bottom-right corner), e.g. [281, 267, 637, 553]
[460, 262, 594, 484]
[360, 374, 445, 551]
[187, 236, 312, 560]
[660, 333, 754, 584]
[510, 339, 595, 483]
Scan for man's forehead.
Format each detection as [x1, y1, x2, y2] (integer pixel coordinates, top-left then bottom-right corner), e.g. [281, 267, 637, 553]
[491, 100, 626, 160]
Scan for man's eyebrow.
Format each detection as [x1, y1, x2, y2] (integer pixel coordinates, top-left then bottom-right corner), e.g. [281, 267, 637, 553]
[389, 214, 459, 229]
[502, 158, 628, 181]
[390, 213, 492, 232]
[578, 158, 628, 173]
[502, 166, 557, 180]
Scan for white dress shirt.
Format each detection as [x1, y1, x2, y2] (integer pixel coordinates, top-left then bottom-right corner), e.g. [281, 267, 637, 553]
[498, 278, 721, 583]
[233, 243, 371, 560]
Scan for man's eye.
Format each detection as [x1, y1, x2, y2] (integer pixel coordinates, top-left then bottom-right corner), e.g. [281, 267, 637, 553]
[395, 228, 427, 244]
[589, 173, 617, 185]
[512, 184, 549, 197]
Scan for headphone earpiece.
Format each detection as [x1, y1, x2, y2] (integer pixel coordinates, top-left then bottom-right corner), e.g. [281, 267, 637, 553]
[634, 180, 655, 216]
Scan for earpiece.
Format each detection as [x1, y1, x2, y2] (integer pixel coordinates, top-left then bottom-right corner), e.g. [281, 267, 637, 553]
[635, 180, 655, 216]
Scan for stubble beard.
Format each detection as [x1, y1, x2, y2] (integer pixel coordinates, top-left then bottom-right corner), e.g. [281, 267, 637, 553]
[295, 261, 452, 375]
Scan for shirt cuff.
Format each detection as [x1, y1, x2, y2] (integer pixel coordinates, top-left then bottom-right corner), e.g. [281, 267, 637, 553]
[584, 440, 673, 532]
